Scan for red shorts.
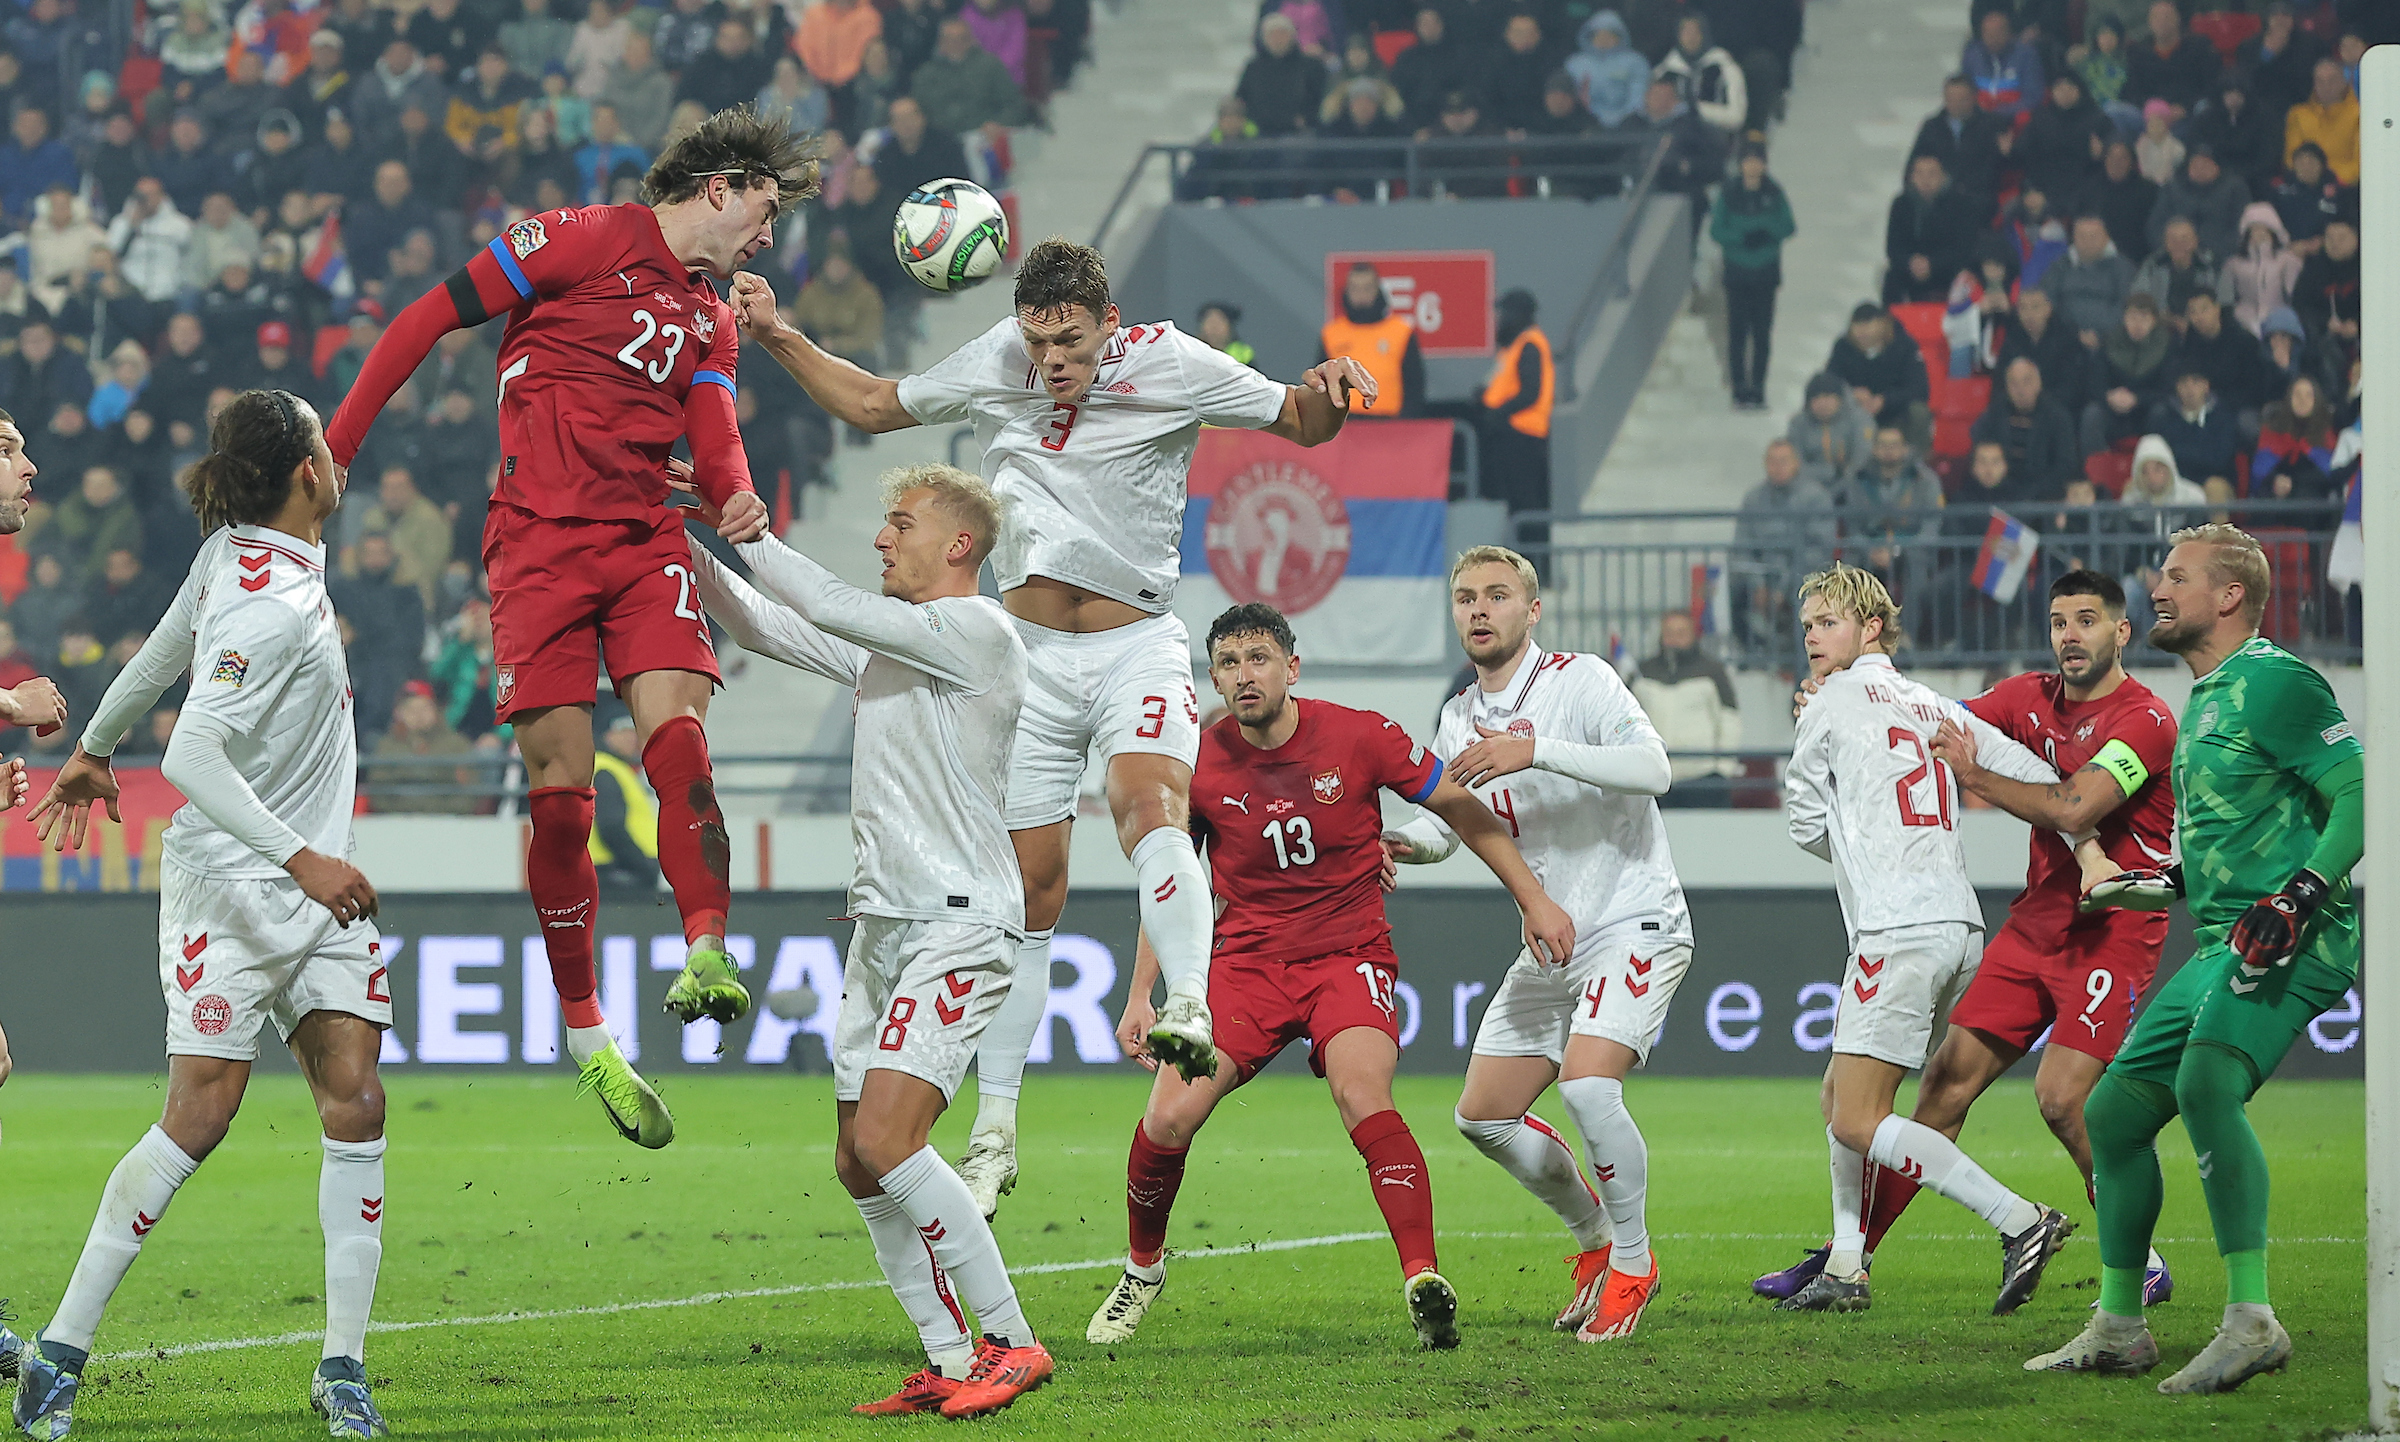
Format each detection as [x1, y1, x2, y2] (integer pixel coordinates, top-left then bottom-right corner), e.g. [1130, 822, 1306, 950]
[1209, 941, 1402, 1083]
[1947, 909, 2168, 1060]
[483, 503, 720, 722]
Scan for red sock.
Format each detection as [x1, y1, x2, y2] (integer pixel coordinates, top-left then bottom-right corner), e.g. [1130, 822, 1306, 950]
[1350, 1110, 1438, 1279]
[526, 786, 604, 1031]
[1862, 1161, 1922, 1254]
[641, 715, 730, 944]
[1126, 1122, 1187, 1266]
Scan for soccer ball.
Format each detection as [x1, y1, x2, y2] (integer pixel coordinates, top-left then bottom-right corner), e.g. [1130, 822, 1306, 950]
[892, 178, 1009, 293]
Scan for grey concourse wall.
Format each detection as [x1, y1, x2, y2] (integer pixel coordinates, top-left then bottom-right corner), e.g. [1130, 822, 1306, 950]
[1111, 198, 1633, 404]
[0, 891, 2364, 1079]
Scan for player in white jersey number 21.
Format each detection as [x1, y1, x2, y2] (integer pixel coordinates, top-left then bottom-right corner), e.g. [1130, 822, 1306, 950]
[729, 238, 1379, 1216]
[1384, 547, 1692, 1344]
[17, 391, 394, 1440]
[1777, 564, 2080, 1318]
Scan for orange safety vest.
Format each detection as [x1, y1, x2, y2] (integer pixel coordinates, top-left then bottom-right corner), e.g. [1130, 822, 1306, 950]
[1319, 313, 1413, 415]
[1482, 326, 1553, 438]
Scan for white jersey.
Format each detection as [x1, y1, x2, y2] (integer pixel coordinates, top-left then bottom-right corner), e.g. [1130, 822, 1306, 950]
[81, 525, 356, 878]
[1784, 652, 2056, 939]
[689, 540, 1029, 936]
[1433, 648, 1692, 945]
[895, 317, 1290, 612]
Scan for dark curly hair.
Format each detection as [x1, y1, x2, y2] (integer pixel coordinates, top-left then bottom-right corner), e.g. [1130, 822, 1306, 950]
[1013, 237, 1111, 322]
[182, 389, 318, 533]
[642, 104, 822, 209]
[1205, 603, 1298, 659]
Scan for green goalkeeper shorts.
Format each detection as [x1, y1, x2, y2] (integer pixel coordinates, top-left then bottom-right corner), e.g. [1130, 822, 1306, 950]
[2107, 922, 2357, 1090]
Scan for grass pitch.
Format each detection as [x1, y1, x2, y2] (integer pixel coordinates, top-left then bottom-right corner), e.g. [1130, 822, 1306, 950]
[0, 1070, 2365, 1440]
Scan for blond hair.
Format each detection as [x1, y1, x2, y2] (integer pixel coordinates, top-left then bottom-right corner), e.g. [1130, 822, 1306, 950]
[2168, 521, 2271, 626]
[880, 463, 1007, 568]
[1798, 562, 1904, 653]
[1450, 544, 1541, 601]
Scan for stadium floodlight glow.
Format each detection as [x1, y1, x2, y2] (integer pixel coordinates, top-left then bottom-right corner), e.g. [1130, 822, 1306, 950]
[2363, 43, 2399, 1437]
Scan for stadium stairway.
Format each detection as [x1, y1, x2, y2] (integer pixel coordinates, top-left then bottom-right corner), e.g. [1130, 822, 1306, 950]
[702, 0, 1262, 778]
[1580, 0, 1963, 520]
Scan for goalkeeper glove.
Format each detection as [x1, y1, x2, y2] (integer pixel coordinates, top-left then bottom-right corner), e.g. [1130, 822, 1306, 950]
[2229, 868, 2330, 970]
[2078, 863, 2182, 914]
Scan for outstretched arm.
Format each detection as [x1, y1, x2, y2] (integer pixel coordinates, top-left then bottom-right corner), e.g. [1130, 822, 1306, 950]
[326, 240, 524, 464]
[1259, 356, 1376, 446]
[684, 543, 866, 685]
[730, 273, 920, 433]
[734, 533, 1000, 688]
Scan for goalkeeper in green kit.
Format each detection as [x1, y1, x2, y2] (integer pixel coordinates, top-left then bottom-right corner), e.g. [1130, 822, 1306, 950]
[2028, 524, 2364, 1393]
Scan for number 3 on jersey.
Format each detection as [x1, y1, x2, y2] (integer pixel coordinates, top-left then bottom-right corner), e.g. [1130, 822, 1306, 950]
[615, 308, 686, 384]
[1039, 401, 1078, 452]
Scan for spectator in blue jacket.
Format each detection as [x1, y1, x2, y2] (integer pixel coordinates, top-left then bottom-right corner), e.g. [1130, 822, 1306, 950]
[1961, 8, 2043, 123]
[0, 107, 78, 226]
[1567, 11, 1649, 128]
[2149, 366, 2242, 489]
[573, 101, 649, 204]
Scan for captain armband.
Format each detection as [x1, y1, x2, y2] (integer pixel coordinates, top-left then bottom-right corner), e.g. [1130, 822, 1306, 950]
[2090, 738, 2149, 798]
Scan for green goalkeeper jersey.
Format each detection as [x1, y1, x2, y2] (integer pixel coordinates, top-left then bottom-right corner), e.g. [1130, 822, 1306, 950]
[2175, 635, 2363, 955]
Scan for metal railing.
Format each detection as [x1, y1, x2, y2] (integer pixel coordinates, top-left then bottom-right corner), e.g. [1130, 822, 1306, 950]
[1514, 501, 2357, 672]
[1091, 133, 1667, 253]
[356, 752, 855, 815]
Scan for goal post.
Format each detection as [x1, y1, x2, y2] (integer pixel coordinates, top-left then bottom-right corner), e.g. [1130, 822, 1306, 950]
[2364, 41, 2400, 1439]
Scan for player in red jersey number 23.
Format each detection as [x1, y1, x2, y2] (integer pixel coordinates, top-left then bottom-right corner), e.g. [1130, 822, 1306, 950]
[1087, 603, 1576, 1353]
[325, 109, 819, 1149]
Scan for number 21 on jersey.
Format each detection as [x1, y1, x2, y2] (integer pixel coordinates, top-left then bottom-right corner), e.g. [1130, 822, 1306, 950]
[1889, 727, 1955, 830]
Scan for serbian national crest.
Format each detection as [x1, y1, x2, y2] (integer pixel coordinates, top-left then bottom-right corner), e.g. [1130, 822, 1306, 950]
[495, 665, 516, 708]
[1311, 768, 1344, 804]
[1202, 462, 1352, 615]
[693, 308, 716, 343]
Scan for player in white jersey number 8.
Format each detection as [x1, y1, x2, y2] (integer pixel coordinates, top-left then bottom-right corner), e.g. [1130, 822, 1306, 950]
[728, 238, 1379, 1217]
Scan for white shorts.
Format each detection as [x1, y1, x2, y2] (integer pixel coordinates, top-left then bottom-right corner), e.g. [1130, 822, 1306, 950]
[158, 861, 391, 1062]
[1472, 923, 1693, 1067]
[1003, 611, 1201, 829]
[1833, 922, 1984, 1069]
[832, 916, 1017, 1103]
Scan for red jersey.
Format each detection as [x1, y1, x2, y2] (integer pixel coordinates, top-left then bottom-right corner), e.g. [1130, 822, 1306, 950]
[1191, 698, 1444, 965]
[328, 203, 746, 524]
[1964, 671, 2178, 947]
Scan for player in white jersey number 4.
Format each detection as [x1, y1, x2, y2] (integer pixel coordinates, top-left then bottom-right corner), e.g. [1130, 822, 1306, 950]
[18, 391, 394, 1440]
[730, 238, 1377, 1216]
[1779, 565, 2079, 1317]
[1385, 548, 1692, 1342]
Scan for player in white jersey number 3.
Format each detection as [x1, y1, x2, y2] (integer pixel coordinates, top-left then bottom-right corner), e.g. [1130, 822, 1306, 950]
[17, 391, 394, 1440]
[1779, 565, 2079, 1316]
[678, 463, 1052, 1419]
[1385, 547, 1692, 1343]
[730, 237, 1378, 1215]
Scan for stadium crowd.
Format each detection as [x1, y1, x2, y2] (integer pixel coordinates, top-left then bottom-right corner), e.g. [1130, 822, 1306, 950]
[1724, 0, 2385, 667]
[0, 0, 1083, 807]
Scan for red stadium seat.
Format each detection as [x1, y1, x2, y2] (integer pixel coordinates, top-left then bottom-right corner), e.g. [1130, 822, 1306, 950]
[2084, 449, 2132, 496]
[0, 532, 24, 607]
[2250, 529, 2311, 641]
[1374, 30, 1416, 66]
[1887, 302, 1949, 403]
[2191, 11, 2260, 63]
[311, 324, 347, 378]
[1930, 374, 1989, 460]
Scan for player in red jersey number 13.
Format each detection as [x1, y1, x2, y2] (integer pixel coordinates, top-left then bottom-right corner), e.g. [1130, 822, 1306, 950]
[324, 108, 820, 1149]
[1087, 604, 1575, 1353]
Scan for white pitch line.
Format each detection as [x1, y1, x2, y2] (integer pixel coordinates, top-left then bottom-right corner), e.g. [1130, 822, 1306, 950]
[96, 1226, 2371, 1363]
[98, 1231, 1392, 1363]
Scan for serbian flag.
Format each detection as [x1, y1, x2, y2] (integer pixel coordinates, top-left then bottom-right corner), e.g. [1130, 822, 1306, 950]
[1177, 419, 1450, 665]
[303, 212, 353, 307]
[1971, 508, 2040, 603]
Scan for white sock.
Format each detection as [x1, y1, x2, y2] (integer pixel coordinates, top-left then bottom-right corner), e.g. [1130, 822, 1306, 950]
[1126, 1255, 1165, 1284]
[1130, 828, 1212, 1003]
[855, 1190, 975, 1376]
[565, 1023, 614, 1067]
[46, 1126, 200, 1353]
[1558, 1076, 1650, 1274]
[1867, 1113, 2038, 1235]
[877, 1146, 1033, 1345]
[1455, 1110, 1610, 1251]
[971, 931, 1052, 1136]
[1827, 1127, 1866, 1278]
[319, 1136, 385, 1364]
